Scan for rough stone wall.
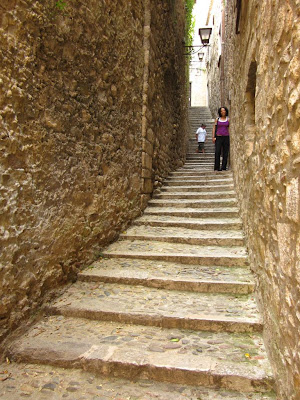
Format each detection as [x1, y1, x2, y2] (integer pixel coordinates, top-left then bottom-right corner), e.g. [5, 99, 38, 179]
[141, 0, 188, 205]
[206, 0, 222, 118]
[224, 1, 300, 399]
[0, 0, 187, 341]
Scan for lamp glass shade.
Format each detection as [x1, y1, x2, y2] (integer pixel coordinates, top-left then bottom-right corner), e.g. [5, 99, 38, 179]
[199, 28, 212, 45]
[198, 52, 204, 61]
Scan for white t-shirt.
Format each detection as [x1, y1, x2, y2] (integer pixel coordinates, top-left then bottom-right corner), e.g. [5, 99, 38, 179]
[196, 127, 207, 142]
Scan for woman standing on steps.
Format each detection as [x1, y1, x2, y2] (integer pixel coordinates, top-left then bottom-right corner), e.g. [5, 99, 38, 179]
[212, 107, 230, 171]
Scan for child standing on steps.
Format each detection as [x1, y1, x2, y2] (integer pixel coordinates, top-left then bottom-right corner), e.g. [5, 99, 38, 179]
[195, 123, 207, 153]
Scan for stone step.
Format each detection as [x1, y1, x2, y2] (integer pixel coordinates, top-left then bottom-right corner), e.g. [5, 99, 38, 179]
[103, 239, 248, 267]
[178, 169, 231, 174]
[161, 185, 234, 193]
[120, 225, 244, 246]
[144, 207, 239, 218]
[186, 153, 215, 156]
[187, 146, 215, 149]
[164, 176, 234, 183]
[154, 191, 236, 199]
[134, 215, 243, 230]
[44, 281, 261, 332]
[0, 362, 277, 400]
[184, 161, 215, 164]
[186, 155, 215, 159]
[188, 146, 214, 149]
[186, 155, 215, 158]
[148, 199, 237, 208]
[184, 159, 215, 163]
[8, 316, 274, 392]
[166, 175, 234, 181]
[190, 119, 213, 122]
[188, 143, 214, 146]
[170, 170, 232, 176]
[176, 167, 221, 172]
[190, 145, 213, 149]
[181, 167, 215, 171]
[79, 258, 254, 294]
[164, 179, 233, 187]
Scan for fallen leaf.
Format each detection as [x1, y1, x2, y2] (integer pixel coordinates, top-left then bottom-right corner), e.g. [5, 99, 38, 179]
[0, 373, 11, 381]
[170, 338, 180, 342]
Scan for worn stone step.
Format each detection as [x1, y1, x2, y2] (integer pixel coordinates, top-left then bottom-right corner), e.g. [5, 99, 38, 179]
[187, 147, 214, 150]
[186, 156, 215, 160]
[179, 165, 226, 170]
[144, 207, 239, 218]
[186, 155, 215, 159]
[154, 191, 236, 199]
[161, 184, 234, 192]
[103, 239, 248, 267]
[187, 149, 214, 152]
[165, 175, 233, 182]
[184, 161, 215, 166]
[0, 362, 277, 400]
[185, 159, 215, 163]
[149, 199, 237, 208]
[45, 281, 260, 332]
[182, 165, 215, 169]
[186, 155, 214, 158]
[79, 258, 254, 294]
[119, 225, 244, 247]
[170, 174, 232, 179]
[170, 170, 232, 176]
[164, 179, 233, 187]
[9, 316, 274, 392]
[176, 169, 221, 174]
[133, 215, 243, 230]
[179, 169, 221, 173]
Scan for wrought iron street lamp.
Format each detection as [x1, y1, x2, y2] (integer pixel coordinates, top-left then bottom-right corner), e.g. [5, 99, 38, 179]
[198, 52, 204, 62]
[184, 27, 212, 57]
[198, 27, 212, 45]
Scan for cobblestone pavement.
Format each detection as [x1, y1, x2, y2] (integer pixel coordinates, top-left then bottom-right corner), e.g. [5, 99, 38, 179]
[0, 363, 276, 400]
[4, 107, 276, 399]
[83, 258, 253, 284]
[49, 281, 261, 328]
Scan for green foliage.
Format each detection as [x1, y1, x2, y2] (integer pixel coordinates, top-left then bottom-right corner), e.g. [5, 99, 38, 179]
[55, 0, 67, 11]
[185, 0, 195, 47]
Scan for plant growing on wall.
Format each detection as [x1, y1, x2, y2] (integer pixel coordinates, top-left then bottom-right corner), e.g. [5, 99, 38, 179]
[185, 0, 195, 47]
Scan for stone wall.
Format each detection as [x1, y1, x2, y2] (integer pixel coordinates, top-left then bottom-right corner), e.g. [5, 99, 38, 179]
[206, 0, 222, 119]
[141, 0, 187, 205]
[224, 1, 300, 399]
[0, 0, 187, 341]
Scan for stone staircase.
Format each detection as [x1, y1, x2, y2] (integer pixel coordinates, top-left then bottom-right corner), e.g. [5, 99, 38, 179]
[4, 107, 276, 399]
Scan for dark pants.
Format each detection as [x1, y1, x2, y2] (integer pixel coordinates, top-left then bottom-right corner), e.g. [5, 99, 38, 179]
[198, 142, 205, 151]
[214, 136, 230, 170]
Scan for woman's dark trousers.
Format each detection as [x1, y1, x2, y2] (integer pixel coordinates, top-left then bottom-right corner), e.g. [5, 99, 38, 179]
[214, 136, 230, 170]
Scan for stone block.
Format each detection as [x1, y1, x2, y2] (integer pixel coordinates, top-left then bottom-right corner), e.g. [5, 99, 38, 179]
[142, 178, 153, 194]
[141, 168, 151, 178]
[286, 178, 299, 222]
[142, 151, 152, 170]
[147, 128, 154, 143]
[142, 139, 153, 156]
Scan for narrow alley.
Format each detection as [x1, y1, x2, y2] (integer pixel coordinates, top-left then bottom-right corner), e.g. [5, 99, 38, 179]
[1, 1, 299, 399]
[1, 108, 276, 399]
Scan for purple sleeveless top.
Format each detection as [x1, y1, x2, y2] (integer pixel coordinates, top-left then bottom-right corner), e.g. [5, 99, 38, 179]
[216, 118, 229, 136]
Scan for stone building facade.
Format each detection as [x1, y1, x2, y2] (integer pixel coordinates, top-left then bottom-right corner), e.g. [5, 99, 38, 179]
[206, 0, 222, 118]
[220, 1, 299, 399]
[0, 0, 187, 341]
